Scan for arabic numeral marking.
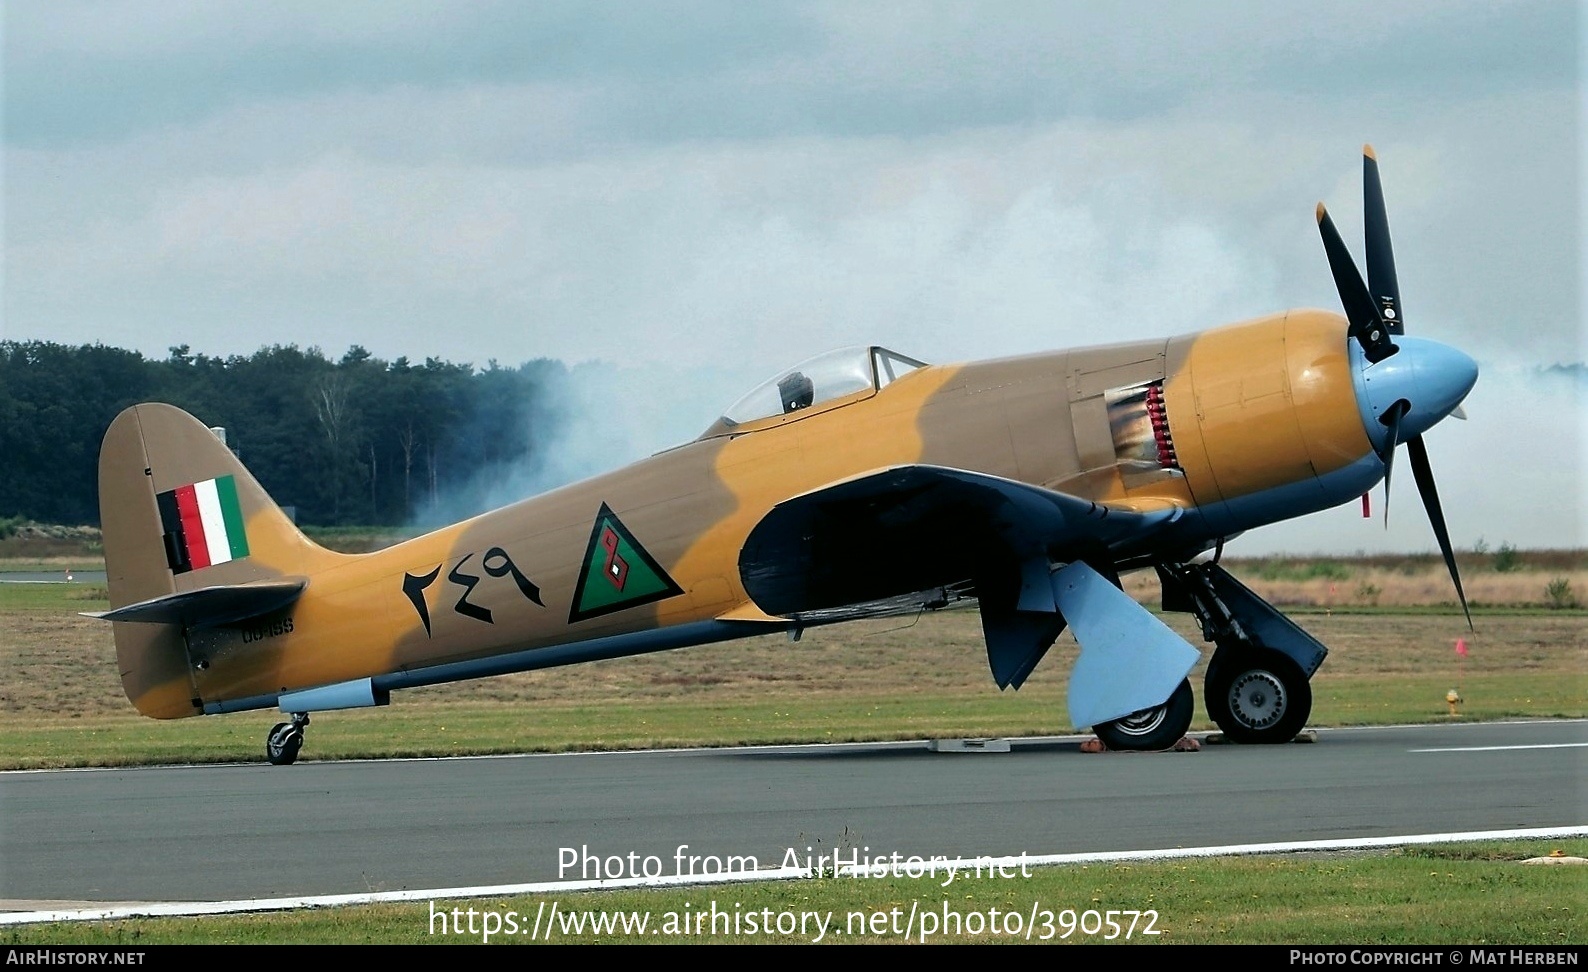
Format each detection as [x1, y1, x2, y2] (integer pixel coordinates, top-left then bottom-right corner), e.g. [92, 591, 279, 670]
[448, 554, 493, 624]
[403, 564, 442, 636]
[404, 548, 546, 632]
[483, 546, 544, 606]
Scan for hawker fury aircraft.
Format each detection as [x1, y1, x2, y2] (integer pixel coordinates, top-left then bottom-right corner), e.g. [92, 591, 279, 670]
[94, 148, 1478, 764]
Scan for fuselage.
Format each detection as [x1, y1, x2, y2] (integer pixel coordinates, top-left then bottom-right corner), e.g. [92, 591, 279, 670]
[110, 308, 1471, 717]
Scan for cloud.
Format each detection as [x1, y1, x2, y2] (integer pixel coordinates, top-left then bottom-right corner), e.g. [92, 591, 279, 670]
[3, 1, 818, 146]
[6, 2, 1573, 147]
[6, 127, 1279, 365]
[7, 96, 1576, 364]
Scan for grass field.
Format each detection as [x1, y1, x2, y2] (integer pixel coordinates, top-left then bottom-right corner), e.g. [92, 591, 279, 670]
[0, 552, 1582, 768]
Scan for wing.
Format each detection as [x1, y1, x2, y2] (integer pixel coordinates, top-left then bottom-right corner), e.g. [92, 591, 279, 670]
[739, 463, 1182, 619]
[739, 464, 1200, 720]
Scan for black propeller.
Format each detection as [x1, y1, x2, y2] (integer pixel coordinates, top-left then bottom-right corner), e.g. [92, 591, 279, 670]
[1317, 145, 1472, 630]
[1317, 203, 1396, 363]
[1408, 435, 1472, 629]
[1376, 398, 1408, 527]
[1362, 145, 1404, 335]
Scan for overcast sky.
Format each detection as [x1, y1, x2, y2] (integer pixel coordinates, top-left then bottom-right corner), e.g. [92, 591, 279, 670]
[3, 1, 1581, 553]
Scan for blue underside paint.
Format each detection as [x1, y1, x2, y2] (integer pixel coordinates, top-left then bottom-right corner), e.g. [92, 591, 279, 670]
[1199, 450, 1384, 539]
[1053, 561, 1201, 729]
[202, 619, 785, 716]
[277, 677, 388, 713]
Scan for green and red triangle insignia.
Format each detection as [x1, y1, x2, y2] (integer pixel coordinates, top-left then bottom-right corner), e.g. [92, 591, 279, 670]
[569, 503, 684, 623]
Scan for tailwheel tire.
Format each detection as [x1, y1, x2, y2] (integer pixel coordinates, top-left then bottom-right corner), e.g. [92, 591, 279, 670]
[266, 722, 303, 765]
[1093, 678, 1194, 751]
[1205, 650, 1312, 744]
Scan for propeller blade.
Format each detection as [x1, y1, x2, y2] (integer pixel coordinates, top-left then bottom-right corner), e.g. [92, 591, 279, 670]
[1407, 434, 1472, 630]
[1378, 399, 1407, 528]
[1317, 203, 1396, 362]
[1363, 145, 1404, 335]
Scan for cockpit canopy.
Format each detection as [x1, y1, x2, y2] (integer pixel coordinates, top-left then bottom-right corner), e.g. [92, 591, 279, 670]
[702, 346, 928, 437]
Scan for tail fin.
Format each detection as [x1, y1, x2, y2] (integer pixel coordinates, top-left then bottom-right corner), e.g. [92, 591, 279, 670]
[98, 403, 347, 718]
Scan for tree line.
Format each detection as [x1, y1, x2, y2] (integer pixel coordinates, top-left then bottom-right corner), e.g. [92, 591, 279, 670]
[0, 341, 573, 528]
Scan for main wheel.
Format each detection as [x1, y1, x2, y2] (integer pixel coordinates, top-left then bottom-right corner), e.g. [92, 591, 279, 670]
[1093, 679, 1194, 751]
[1205, 650, 1311, 744]
[266, 722, 303, 765]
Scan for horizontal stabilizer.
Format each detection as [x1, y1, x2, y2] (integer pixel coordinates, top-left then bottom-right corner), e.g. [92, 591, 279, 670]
[1055, 561, 1200, 728]
[85, 579, 306, 628]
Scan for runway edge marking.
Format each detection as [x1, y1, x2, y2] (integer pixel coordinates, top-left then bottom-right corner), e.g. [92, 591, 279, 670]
[5, 826, 1586, 926]
[1409, 742, 1588, 753]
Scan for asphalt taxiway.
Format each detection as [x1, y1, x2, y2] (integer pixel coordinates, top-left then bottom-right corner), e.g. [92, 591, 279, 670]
[2, 720, 1583, 905]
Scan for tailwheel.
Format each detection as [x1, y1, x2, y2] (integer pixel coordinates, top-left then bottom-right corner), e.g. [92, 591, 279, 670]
[266, 712, 310, 765]
[1093, 679, 1194, 751]
[1205, 650, 1311, 743]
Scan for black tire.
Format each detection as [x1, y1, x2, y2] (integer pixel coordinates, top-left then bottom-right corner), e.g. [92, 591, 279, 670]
[266, 723, 303, 765]
[1204, 650, 1311, 744]
[1093, 679, 1194, 751]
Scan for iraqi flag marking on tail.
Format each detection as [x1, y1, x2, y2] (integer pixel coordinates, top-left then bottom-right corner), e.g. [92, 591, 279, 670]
[156, 475, 249, 574]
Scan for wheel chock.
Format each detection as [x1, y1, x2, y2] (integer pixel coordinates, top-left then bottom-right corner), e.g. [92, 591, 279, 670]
[1080, 735, 1200, 754]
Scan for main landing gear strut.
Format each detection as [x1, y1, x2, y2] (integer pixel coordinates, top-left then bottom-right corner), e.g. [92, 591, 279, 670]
[266, 712, 310, 765]
[1157, 561, 1326, 744]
